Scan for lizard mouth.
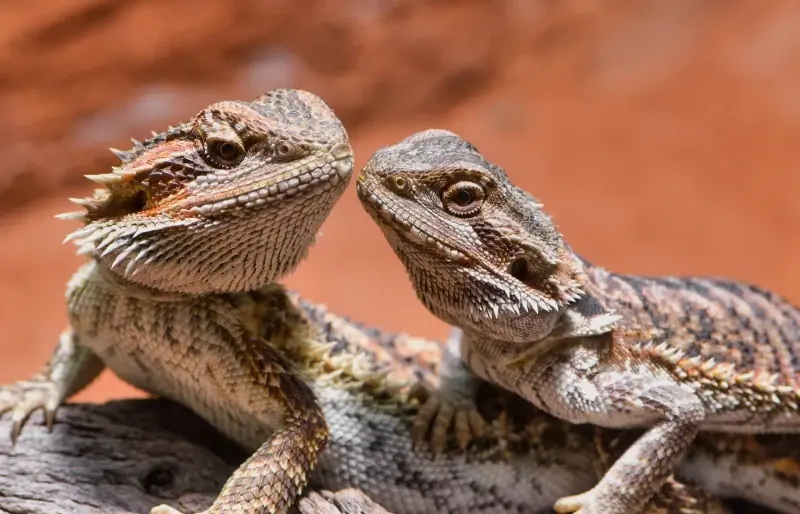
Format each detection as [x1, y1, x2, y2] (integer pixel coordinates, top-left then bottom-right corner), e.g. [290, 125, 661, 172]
[356, 174, 469, 263]
[180, 149, 354, 216]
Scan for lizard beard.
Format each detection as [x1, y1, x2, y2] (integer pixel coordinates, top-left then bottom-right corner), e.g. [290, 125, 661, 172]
[394, 243, 563, 344]
[67, 184, 344, 295]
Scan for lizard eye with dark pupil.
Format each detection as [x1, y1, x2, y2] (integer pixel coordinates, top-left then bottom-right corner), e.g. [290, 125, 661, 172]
[207, 139, 245, 167]
[443, 181, 485, 216]
[454, 189, 473, 206]
[218, 143, 238, 161]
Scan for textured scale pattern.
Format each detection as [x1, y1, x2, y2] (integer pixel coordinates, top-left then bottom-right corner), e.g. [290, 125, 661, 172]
[357, 129, 800, 514]
[288, 292, 797, 514]
[589, 271, 800, 391]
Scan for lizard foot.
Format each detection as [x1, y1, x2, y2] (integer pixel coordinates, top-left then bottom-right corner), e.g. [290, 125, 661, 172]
[150, 506, 184, 514]
[0, 379, 60, 444]
[553, 490, 597, 514]
[409, 381, 487, 453]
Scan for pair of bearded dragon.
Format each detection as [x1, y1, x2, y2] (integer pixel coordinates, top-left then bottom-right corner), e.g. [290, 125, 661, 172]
[0, 90, 797, 514]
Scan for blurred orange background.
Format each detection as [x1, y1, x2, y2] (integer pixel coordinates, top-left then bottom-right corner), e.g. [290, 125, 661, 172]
[0, 0, 798, 402]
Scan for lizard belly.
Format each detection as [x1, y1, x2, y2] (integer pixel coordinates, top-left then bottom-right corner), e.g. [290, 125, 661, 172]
[67, 264, 279, 450]
[87, 331, 274, 450]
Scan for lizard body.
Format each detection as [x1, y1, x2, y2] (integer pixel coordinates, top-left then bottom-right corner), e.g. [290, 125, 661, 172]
[356, 129, 800, 514]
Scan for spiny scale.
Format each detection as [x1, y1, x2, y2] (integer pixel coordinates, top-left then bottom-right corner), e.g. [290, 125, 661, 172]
[56, 123, 193, 223]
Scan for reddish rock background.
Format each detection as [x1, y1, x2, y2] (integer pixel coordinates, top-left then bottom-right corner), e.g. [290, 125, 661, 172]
[1, 0, 799, 401]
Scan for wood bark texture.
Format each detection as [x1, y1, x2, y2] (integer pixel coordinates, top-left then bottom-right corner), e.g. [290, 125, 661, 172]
[0, 400, 388, 514]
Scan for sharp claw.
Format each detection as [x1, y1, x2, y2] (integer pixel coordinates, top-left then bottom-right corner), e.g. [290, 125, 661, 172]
[151, 505, 185, 514]
[46, 409, 56, 431]
[454, 410, 471, 450]
[10, 420, 20, 446]
[0, 382, 62, 444]
[431, 402, 455, 454]
[412, 398, 439, 447]
[554, 492, 591, 514]
[468, 409, 486, 437]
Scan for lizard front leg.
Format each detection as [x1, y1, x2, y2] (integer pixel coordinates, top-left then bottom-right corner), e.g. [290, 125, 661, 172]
[0, 328, 105, 443]
[540, 360, 705, 514]
[593, 429, 726, 514]
[152, 337, 327, 514]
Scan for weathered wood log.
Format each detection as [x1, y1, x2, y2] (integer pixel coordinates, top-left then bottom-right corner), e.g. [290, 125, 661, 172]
[0, 400, 388, 514]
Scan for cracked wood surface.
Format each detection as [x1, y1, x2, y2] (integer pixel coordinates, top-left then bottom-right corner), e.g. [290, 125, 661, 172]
[0, 399, 386, 514]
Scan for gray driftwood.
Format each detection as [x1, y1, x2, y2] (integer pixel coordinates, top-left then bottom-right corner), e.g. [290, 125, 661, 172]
[0, 399, 388, 514]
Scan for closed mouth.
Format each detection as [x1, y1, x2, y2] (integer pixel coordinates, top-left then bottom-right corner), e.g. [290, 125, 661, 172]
[356, 175, 468, 262]
[180, 150, 354, 216]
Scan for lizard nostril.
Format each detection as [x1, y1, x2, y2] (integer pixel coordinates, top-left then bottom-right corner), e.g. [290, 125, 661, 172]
[330, 142, 352, 160]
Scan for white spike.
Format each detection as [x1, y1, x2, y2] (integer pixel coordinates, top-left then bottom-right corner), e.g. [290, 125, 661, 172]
[85, 173, 124, 185]
[100, 238, 129, 259]
[110, 242, 141, 270]
[699, 358, 717, 372]
[124, 251, 144, 276]
[55, 211, 85, 221]
[96, 230, 122, 252]
[62, 226, 95, 244]
[68, 197, 93, 207]
[76, 242, 95, 256]
[84, 227, 114, 243]
[109, 147, 130, 161]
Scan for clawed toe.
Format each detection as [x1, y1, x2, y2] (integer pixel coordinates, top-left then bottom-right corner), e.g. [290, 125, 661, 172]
[411, 392, 486, 453]
[554, 491, 594, 514]
[150, 504, 185, 514]
[0, 381, 61, 444]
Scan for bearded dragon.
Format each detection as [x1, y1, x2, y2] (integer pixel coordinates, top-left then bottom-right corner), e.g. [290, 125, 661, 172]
[356, 128, 800, 514]
[0, 89, 354, 514]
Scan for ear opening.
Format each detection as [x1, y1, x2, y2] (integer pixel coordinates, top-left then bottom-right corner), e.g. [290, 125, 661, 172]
[508, 257, 530, 283]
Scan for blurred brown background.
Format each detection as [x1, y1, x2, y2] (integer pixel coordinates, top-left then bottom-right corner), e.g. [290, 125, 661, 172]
[0, 0, 798, 402]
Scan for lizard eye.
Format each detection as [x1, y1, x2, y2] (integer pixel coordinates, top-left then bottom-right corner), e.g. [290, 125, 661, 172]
[206, 138, 245, 167]
[443, 182, 484, 216]
[387, 175, 410, 194]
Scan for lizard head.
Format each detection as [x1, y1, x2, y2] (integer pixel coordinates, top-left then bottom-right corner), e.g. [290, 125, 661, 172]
[357, 129, 584, 343]
[60, 89, 353, 294]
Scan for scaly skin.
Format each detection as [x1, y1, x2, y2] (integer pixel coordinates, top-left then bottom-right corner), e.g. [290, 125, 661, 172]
[357, 129, 800, 514]
[0, 89, 354, 514]
[1, 291, 798, 513]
